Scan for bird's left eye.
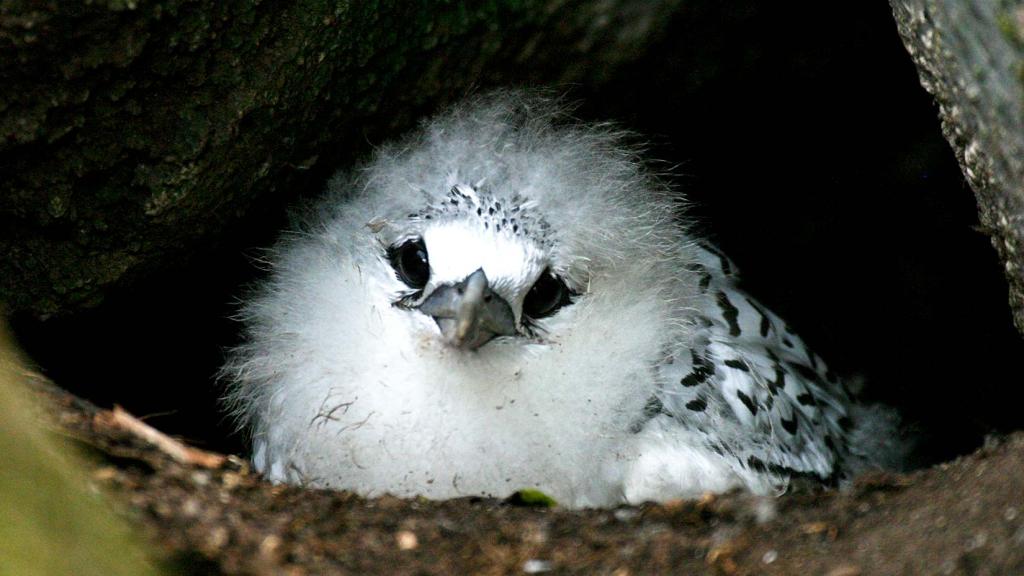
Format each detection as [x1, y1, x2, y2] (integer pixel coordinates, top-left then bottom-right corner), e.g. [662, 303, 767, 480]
[523, 269, 574, 319]
[387, 238, 430, 288]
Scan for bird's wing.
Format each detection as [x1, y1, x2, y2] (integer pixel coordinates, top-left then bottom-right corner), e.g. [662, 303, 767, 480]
[656, 243, 854, 484]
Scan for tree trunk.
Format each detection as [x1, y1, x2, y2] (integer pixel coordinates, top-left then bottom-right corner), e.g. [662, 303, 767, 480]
[0, 1, 681, 318]
[890, 0, 1024, 336]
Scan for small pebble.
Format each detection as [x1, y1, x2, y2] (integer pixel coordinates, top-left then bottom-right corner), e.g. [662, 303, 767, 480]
[206, 526, 229, 550]
[522, 559, 552, 574]
[614, 508, 639, 522]
[395, 530, 418, 550]
[1004, 506, 1018, 521]
[259, 534, 282, 556]
[180, 497, 201, 518]
[761, 549, 778, 564]
[965, 531, 987, 551]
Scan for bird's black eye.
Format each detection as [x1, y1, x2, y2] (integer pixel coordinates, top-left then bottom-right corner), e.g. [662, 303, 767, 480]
[387, 239, 430, 288]
[522, 269, 574, 319]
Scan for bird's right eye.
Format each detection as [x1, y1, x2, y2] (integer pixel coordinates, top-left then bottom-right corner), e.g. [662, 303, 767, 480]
[387, 239, 430, 288]
[522, 269, 574, 320]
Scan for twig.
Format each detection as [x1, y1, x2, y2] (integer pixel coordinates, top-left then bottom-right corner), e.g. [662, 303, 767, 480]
[95, 405, 227, 469]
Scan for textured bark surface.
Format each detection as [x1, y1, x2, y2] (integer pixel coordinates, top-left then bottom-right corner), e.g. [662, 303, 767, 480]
[0, 0, 681, 318]
[891, 0, 1024, 335]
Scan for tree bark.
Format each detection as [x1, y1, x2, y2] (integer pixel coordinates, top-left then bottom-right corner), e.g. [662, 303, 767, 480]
[890, 0, 1024, 336]
[0, 0, 681, 318]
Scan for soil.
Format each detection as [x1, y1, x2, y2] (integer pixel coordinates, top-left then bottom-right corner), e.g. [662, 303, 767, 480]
[34, 377, 1024, 576]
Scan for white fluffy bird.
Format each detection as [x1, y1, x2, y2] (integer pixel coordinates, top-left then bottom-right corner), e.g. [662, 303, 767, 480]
[223, 91, 902, 508]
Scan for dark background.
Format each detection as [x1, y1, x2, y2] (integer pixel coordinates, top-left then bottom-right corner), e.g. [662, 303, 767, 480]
[14, 2, 1023, 463]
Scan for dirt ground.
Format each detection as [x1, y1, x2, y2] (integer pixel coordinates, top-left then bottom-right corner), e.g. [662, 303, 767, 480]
[33, 376, 1024, 576]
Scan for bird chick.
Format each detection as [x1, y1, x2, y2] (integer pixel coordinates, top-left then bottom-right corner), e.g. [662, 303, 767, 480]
[222, 91, 904, 508]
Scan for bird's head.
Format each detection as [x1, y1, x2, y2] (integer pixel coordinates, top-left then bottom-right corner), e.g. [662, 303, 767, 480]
[298, 90, 690, 365]
[380, 183, 578, 351]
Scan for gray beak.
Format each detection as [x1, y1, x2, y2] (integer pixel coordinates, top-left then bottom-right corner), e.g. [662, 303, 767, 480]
[417, 268, 517, 349]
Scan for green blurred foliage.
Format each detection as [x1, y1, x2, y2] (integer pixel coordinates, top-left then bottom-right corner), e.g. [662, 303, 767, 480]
[0, 322, 160, 576]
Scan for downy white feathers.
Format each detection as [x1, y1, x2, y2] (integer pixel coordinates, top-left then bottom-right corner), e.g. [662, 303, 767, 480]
[222, 91, 903, 508]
